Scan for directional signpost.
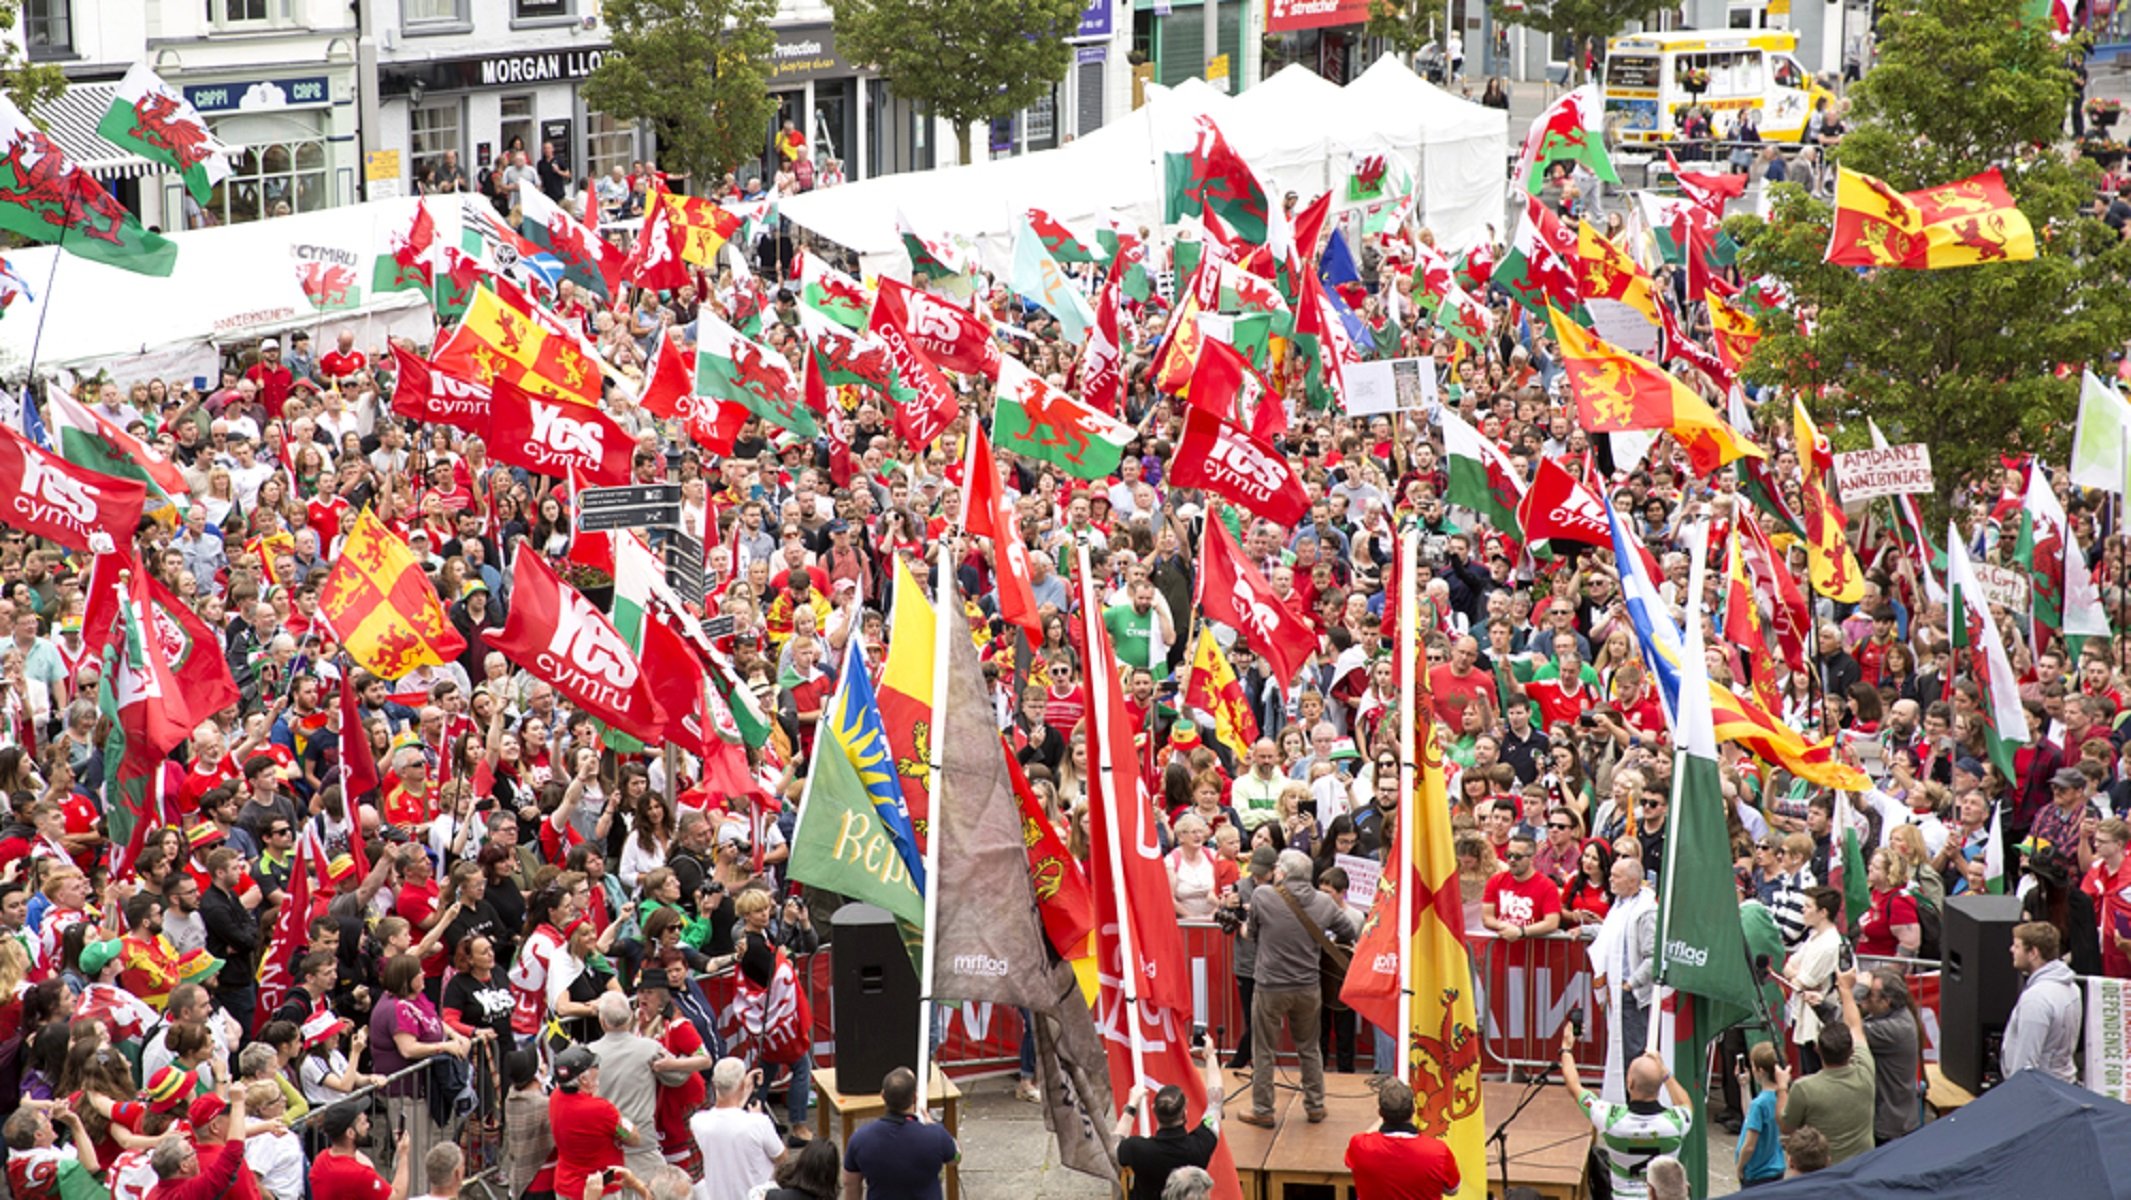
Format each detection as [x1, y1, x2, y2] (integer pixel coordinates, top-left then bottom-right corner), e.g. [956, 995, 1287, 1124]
[664, 533, 706, 605]
[577, 484, 682, 532]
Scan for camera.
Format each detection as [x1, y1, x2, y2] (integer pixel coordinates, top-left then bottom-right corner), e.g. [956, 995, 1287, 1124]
[1191, 1024, 1207, 1049]
[1212, 904, 1245, 935]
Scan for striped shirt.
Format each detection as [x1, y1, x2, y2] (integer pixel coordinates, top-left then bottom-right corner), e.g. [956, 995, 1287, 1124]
[1574, 1092, 1692, 1200]
[1767, 868, 1816, 950]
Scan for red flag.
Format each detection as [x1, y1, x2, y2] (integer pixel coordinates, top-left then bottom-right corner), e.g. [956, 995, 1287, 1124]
[142, 572, 241, 720]
[486, 377, 634, 485]
[334, 671, 376, 882]
[643, 615, 709, 757]
[1196, 514, 1317, 691]
[961, 424, 1041, 638]
[1168, 405, 1309, 527]
[1003, 750, 1094, 961]
[1184, 336, 1258, 420]
[637, 335, 694, 420]
[1515, 457, 1613, 548]
[254, 828, 318, 1033]
[389, 343, 489, 431]
[1290, 190, 1334, 268]
[488, 551, 668, 743]
[865, 307, 960, 450]
[1076, 274, 1123, 415]
[872, 278, 1001, 378]
[0, 424, 146, 555]
[387, 203, 436, 288]
[1079, 559, 1241, 1200]
[1665, 149, 1747, 212]
[621, 186, 691, 292]
[1248, 388, 1288, 444]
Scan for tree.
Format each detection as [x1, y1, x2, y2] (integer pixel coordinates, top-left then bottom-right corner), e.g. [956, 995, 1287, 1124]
[1726, 0, 2131, 499]
[1485, 0, 1659, 83]
[831, 0, 1085, 164]
[582, 0, 778, 187]
[1, 0, 70, 116]
[1367, 0, 1438, 58]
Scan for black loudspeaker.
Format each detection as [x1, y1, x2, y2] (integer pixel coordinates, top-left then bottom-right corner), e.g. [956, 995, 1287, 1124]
[1940, 894, 2026, 1093]
[831, 902, 920, 1095]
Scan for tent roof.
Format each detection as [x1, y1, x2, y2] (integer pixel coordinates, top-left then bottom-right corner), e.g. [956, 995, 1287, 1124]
[1749, 1072, 2131, 1200]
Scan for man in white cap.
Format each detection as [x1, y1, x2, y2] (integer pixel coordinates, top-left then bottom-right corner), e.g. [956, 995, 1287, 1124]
[242, 338, 295, 420]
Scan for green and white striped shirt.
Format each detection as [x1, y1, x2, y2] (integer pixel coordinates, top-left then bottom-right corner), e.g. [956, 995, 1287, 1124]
[1573, 1091, 1693, 1200]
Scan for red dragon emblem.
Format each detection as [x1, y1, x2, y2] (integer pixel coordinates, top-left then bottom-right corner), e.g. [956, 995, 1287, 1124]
[0, 130, 128, 247]
[129, 91, 217, 171]
[1352, 155, 1388, 194]
[728, 341, 794, 415]
[299, 262, 356, 308]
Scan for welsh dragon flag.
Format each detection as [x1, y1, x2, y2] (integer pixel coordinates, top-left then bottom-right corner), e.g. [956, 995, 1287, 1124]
[372, 200, 436, 295]
[100, 568, 191, 879]
[1516, 85, 1619, 195]
[993, 356, 1133, 479]
[1493, 196, 1582, 318]
[2016, 463, 2111, 647]
[0, 94, 177, 276]
[47, 388, 188, 513]
[696, 312, 816, 438]
[1947, 528, 2031, 780]
[96, 63, 231, 205]
[1441, 406, 1525, 533]
[1163, 113, 1270, 244]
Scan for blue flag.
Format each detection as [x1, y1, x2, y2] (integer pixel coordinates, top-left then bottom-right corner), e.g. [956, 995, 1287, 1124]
[826, 638, 927, 892]
[1605, 491, 1686, 725]
[20, 389, 47, 448]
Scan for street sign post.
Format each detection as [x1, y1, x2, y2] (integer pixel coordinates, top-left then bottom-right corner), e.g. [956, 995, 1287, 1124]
[664, 532, 706, 604]
[578, 484, 682, 532]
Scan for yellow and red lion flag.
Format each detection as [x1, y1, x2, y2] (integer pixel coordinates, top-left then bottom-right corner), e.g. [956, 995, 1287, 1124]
[1341, 716, 1487, 1192]
[1707, 293, 1761, 375]
[663, 192, 744, 268]
[1574, 218, 1660, 324]
[1708, 680, 1869, 790]
[433, 284, 602, 405]
[1183, 628, 1258, 763]
[1791, 397, 1866, 602]
[318, 509, 467, 680]
[1826, 166, 2035, 270]
[1548, 307, 1762, 476]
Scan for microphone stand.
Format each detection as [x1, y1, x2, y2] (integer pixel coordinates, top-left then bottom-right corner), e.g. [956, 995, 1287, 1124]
[1486, 1055, 1560, 1200]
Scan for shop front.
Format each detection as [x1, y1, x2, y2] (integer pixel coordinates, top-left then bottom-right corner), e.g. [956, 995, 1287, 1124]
[764, 23, 867, 182]
[376, 45, 640, 198]
[1262, 0, 1372, 82]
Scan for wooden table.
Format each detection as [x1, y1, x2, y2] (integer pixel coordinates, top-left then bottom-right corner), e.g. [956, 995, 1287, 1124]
[1924, 1063, 1978, 1117]
[812, 1067, 964, 1200]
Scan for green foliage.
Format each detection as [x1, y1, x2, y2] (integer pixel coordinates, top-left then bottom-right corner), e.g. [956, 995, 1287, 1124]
[582, 0, 779, 186]
[830, 0, 1085, 164]
[0, 0, 69, 116]
[1726, 0, 2131, 499]
[1366, 0, 1437, 58]
[1485, 0, 1658, 81]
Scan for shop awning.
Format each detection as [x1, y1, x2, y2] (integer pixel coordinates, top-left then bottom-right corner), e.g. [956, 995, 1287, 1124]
[32, 82, 169, 181]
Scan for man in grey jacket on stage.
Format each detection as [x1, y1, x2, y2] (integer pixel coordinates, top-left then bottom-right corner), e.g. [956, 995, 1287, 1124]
[2002, 921, 2082, 1084]
[1238, 849, 1357, 1128]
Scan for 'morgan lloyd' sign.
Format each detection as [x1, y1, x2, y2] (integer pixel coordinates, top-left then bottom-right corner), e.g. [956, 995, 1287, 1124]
[1265, 0, 1371, 33]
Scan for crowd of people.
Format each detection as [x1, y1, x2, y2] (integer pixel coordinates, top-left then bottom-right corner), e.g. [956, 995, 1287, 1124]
[1, 60, 2129, 1200]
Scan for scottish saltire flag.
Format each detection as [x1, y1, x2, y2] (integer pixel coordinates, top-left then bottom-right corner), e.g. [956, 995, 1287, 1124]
[1606, 491, 1686, 723]
[828, 638, 926, 892]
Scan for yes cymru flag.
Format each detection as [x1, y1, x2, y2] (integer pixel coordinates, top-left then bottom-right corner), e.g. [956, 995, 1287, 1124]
[1169, 404, 1309, 527]
[1183, 627, 1258, 762]
[619, 181, 690, 292]
[488, 550, 668, 744]
[389, 343, 490, 432]
[1196, 510, 1318, 691]
[1516, 84, 1618, 195]
[0, 422, 145, 554]
[317, 509, 467, 680]
[0, 94, 177, 276]
[96, 63, 230, 205]
[486, 377, 634, 485]
[1826, 166, 2035, 270]
[993, 356, 1133, 479]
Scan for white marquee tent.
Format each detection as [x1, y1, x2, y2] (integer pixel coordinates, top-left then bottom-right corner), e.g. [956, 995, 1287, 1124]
[778, 54, 1508, 276]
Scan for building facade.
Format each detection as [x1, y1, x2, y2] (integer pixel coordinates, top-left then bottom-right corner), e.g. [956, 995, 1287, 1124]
[14, 0, 363, 232]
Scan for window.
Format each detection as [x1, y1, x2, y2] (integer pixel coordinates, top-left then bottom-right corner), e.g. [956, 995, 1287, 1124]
[213, 0, 271, 21]
[515, 0, 571, 18]
[585, 110, 636, 183]
[402, 0, 465, 25]
[1606, 54, 1659, 88]
[206, 139, 326, 224]
[410, 101, 463, 187]
[25, 0, 71, 57]
[1024, 91, 1056, 152]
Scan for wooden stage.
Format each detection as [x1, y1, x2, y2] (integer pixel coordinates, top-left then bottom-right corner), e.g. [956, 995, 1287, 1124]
[1217, 1070, 1592, 1200]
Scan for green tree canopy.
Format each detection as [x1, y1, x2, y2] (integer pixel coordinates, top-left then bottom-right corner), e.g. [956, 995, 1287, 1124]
[582, 0, 779, 187]
[830, 0, 1085, 164]
[1727, 0, 2131, 499]
[1486, 0, 1659, 81]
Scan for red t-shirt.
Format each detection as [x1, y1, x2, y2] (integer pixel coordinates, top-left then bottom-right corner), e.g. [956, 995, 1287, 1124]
[309, 1150, 390, 1200]
[1429, 663, 1493, 728]
[1525, 678, 1595, 731]
[1482, 870, 1563, 929]
[319, 350, 369, 381]
[382, 781, 429, 828]
[550, 1089, 626, 1200]
[654, 1020, 708, 1155]
[1344, 1129, 1460, 1200]
[2082, 856, 2131, 979]
[393, 878, 446, 975]
[242, 364, 295, 419]
[1043, 684, 1087, 738]
[184, 755, 240, 812]
[1855, 888, 1918, 958]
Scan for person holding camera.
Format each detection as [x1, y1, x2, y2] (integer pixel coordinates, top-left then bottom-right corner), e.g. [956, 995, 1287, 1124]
[1237, 849, 1356, 1128]
[1781, 887, 1849, 1075]
[1778, 963, 1875, 1165]
[689, 1057, 786, 1200]
[1113, 1039, 1224, 1200]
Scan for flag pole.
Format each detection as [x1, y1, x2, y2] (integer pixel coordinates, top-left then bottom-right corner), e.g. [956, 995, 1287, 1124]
[1080, 537, 1151, 1132]
[915, 426, 975, 1111]
[1395, 520, 1419, 1087]
[24, 222, 68, 381]
[1654, 516, 1711, 1056]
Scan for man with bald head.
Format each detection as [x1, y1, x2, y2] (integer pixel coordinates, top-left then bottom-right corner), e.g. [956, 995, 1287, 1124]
[1560, 1024, 1693, 1199]
[1430, 634, 1494, 728]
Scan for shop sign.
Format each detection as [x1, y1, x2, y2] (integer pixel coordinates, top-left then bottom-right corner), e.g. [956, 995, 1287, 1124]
[768, 25, 851, 84]
[1265, 0, 1371, 33]
[184, 76, 331, 114]
[379, 47, 612, 97]
[1075, 0, 1114, 39]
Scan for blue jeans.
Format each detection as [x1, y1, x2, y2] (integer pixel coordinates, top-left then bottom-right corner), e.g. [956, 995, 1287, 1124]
[1018, 1009, 1037, 1079]
[766, 1054, 812, 1127]
[1371, 1022, 1397, 1075]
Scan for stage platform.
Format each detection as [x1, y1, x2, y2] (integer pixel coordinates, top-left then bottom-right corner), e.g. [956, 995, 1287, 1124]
[1217, 1069, 1592, 1200]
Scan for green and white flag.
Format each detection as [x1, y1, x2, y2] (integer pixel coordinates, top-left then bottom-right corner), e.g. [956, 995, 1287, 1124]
[47, 389, 188, 513]
[604, 534, 664, 755]
[2017, 464, 2111, 641]
[1442, 407, 1525, 533]
[695, 311, 817, 438]
[0, 94, 177, 277]
[2070, 369, 2131, 497]
[1010, 213, 1097, 343]
[992, 356, 1132, 480]
[1983, 803, 2007, 893]
[1947, 527, 2031, 780]
[96, 62, 230, 205]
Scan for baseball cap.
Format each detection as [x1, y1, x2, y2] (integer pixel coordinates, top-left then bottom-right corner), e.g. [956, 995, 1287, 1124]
[78, 938, 123, 976]
[320, 1101, 367, 1141]
[2050, 767, 2088, 790]
[1248, 843, 1279, 876]
[1953, 756, 1984, 777]
[187, 1093, 229, 1128]
[260, 338, 280, 351]
[553, 1044, 598, 1091]
[302, 1009, 353, 1049]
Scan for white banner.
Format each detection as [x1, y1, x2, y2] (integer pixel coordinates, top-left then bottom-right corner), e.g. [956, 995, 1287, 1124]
[1972, 562, 2031, 612]
[1342, 356, 1437, 417]
[1335, 853, 1381, 911]
[1835, 442, 1934, 501]
[2086, 975, 2131, 1103]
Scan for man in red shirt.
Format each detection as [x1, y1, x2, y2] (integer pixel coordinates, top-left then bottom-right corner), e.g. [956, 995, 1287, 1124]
[144, 1087, 274, 1200]
[549, 1044, 645, 1200]
[1482, 834, 1563, 965]
[318, 330, 369, 388]
[1344, 1079, 1459, 1200]
[308, 1101, 412, 1200]
[242, 339, 295, 420]
[2083, 817, 2131, 979]
[1429, 635, 1494, 728]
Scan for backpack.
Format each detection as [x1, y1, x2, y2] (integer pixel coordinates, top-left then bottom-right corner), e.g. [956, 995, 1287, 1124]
[1914, 897, 1942, 960]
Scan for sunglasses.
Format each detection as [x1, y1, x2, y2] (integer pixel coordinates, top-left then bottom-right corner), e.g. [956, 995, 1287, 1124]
[1548, 822, 1572, 831]
[1504, 852, 1532, 862]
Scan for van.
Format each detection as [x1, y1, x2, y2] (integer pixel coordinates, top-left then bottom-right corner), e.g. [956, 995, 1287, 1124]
[1602, 30, 1834, 145]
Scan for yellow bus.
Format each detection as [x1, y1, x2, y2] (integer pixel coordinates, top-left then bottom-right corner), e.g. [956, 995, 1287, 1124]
[1602, 30, 1834, 145]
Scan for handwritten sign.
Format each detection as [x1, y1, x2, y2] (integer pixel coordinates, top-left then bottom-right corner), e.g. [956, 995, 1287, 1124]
[1971, 562, 2031, 612]
[1834, 442, 1934, 501]
[1335, 853, 1382, 910]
